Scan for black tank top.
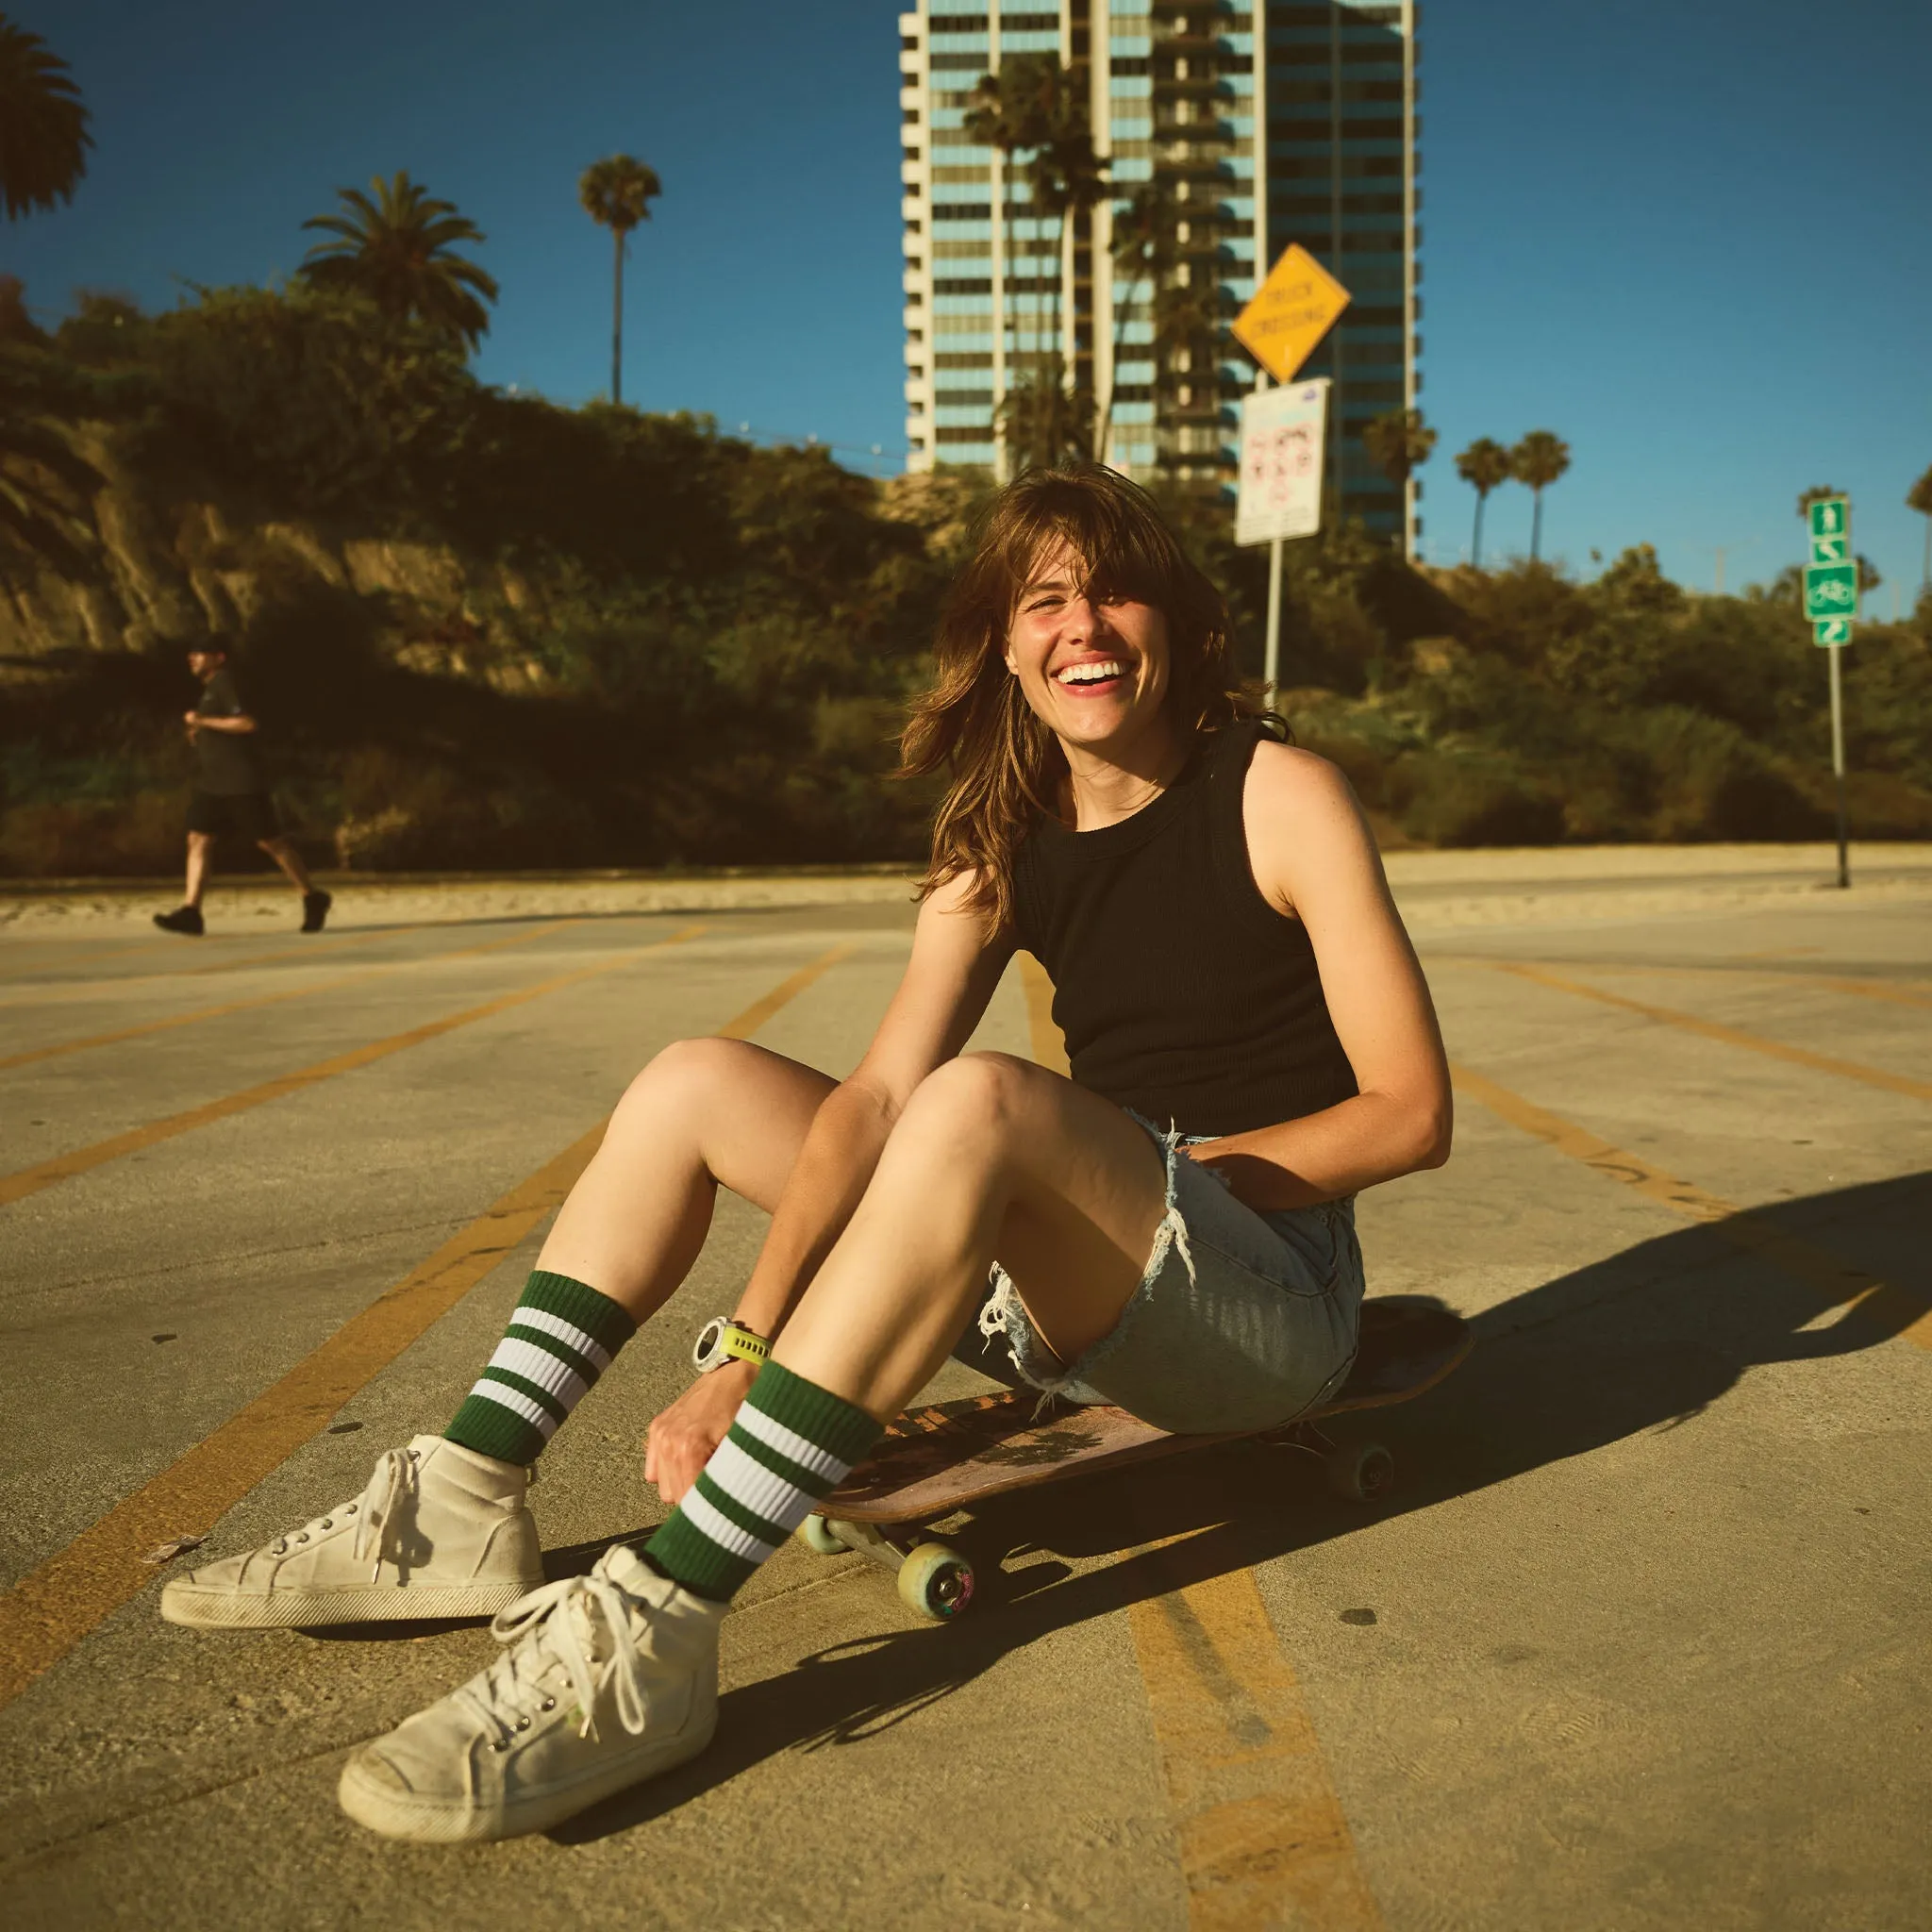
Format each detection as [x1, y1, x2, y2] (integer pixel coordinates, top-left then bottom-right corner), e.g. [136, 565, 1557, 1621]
[1012, 720, 1358, 1137]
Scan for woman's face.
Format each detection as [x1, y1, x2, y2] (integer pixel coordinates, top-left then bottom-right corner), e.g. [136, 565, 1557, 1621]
[1002, 541, 1174, 758]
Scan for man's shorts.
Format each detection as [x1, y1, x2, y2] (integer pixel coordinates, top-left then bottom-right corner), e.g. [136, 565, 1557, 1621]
[953, 1112, 1365, 1435]
[187, 791, 280, 841]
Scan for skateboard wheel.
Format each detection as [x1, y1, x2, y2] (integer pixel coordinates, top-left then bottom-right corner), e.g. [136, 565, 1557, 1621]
[1325, 1441, 1395, 1504]
[796, 1514, 847, 1557]
[897, 1542, 975, 1622]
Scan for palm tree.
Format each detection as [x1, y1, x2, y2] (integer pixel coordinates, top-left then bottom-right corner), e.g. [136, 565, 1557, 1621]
[966, 54, 1103, 467]
[1908, 465, 1932, 596]
[1033, 111, 1108, 358]
[0, 15, 91, 220]
[299, 172, 498, 352]
[1454, 436, 1512, 568]
[578, 154, 660, 406]
[1362, 407, 1436, 491]
[1151, 273, 1221, 477]
[1511, 430, 1571, 562]
[1095, 184, 1171, 462]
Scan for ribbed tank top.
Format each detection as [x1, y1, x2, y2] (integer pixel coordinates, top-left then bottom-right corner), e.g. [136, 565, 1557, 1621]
[1012, 719, 1358, 1138]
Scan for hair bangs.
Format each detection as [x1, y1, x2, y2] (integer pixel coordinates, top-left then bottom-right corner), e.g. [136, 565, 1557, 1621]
[900, 463, 1263, 936]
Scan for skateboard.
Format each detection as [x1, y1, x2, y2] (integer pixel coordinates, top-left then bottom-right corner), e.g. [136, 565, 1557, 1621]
[798, 1296, 1471, 1622]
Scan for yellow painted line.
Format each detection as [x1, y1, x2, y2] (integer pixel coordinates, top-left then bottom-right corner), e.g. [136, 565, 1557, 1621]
[1019, 953, 1069, 1074]
[1484, 960, 1932, 1102]
[712, 943, 855, 1039]
[1450, 1061, 1932, 1351]
[1020, 954, 1379, 1925]
[0, 920, 592, 1074]
[0, 925, 701, 1209]
[1125, 1536, 1383, 1931]
[0, 944, 852, 1711]
[1432, 952, 1932, 1013]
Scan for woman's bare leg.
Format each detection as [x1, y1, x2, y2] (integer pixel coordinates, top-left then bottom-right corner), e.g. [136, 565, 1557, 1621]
[537, 1037, 836, 1323]
[775, 1050, 1167, 1419]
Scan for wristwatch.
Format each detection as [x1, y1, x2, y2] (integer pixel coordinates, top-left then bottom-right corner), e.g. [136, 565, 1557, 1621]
[691, 1316, 771, 1375]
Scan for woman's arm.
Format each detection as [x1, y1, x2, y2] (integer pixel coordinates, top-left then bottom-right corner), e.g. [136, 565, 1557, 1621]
[1189, 742, 1452, 1210]
[644, 872, 1011, 1499]
[731, 876, 1013, 1342]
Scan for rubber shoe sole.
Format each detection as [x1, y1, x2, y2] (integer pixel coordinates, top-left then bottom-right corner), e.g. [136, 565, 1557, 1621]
[337, 1711, 718, 1842]
[159, 1575, 537, 1629]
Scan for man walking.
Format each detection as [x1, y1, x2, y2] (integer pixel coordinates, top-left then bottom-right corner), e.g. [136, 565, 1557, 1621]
[153, 645, 331, 937]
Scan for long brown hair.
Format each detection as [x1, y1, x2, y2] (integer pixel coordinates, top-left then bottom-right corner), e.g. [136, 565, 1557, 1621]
[901, 463, 1260, 933]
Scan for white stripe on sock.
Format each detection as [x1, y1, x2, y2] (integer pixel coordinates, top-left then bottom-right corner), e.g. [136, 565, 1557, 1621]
[488, 1337, 590, 1409]
[469, 1378, 559, 1438]
[680, 1484, 777, 1564]
[507, 1306, 613, 1374]
[733, 1403, 854, 1485]
[706, 1437, 820, 1537]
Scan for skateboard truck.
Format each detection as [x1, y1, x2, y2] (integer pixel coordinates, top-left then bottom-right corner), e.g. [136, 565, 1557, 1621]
[795, 1516, 976, 1621]
[1263, 1418, 1397, 1504]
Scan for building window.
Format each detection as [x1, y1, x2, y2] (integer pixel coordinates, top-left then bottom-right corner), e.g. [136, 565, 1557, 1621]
[935, 351, 993, 368]
[904, 146, 922, 162]
[904, 107, 921, 125]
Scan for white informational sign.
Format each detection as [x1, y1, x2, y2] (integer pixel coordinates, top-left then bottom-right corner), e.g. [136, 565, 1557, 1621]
[1237, 379, 1328, 546]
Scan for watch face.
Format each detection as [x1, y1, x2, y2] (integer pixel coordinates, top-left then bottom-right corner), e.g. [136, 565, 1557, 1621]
[692, 1317, 726, 1372]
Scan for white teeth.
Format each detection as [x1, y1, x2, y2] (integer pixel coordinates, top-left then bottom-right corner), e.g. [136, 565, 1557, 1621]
[1056, 660, 1124, 685]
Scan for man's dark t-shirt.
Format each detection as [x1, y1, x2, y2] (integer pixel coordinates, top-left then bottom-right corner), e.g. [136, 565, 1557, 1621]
[193, 668, 266, 795]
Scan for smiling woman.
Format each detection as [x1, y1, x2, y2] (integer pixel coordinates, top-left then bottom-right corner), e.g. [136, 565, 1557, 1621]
[164, 460, 1453, 1852]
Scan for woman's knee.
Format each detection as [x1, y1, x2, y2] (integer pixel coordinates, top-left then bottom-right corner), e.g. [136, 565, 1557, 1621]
[617, 1036, 761, 1122]
[896, 1051, 1040, 1156]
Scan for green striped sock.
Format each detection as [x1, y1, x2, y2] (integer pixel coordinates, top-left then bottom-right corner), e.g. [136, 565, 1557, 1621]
[443, 1270, 637, 1466]
[644, 1361, 882, 1603]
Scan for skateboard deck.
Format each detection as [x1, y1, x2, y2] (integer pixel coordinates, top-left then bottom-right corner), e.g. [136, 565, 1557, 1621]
[802, 1297, 1471, 1620]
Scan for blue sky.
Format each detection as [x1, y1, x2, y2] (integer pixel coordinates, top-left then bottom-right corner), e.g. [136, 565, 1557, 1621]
[9, 0, 1930, 598]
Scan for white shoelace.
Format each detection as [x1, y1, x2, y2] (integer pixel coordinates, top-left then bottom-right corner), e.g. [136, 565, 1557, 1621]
[260, 1447, 421, 1582]
[454, 1571, 651, 1748]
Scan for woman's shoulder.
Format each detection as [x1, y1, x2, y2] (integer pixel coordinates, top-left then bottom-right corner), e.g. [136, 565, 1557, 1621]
[1241, 736, 1379, 916]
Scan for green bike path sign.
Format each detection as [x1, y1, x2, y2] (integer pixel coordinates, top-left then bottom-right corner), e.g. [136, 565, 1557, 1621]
[1804, 562, 1857, 621]
[1806, 496, 1856, 643]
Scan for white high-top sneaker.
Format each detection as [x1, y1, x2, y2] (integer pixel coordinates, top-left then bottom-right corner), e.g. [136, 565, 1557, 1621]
[159, 1436, 542, 1628]
[338, 1543, 724, 1842]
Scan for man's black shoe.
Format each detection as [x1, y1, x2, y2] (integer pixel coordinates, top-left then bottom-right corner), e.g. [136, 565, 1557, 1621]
[153, 906, 205, 937]
[301, 890, 332, 934]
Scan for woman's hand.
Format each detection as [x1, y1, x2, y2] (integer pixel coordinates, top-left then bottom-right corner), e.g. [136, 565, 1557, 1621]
[643, 1359, 758, 1505]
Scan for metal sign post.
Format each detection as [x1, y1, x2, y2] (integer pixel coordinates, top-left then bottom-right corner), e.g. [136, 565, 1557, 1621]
[1232, 248, 1352, 710]
[1802, 495, 1856, 889]
[1236, 378, 1330, 707]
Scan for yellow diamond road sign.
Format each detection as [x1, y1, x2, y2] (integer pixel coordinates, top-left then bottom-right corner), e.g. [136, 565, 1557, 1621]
[1232, 245, 1352, 383]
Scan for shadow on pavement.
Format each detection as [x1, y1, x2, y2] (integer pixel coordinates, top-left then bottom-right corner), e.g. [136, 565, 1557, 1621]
[554, 1168, 1930, 1844]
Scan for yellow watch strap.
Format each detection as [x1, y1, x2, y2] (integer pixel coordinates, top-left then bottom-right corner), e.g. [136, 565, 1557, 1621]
[719, 1322, 770, 1367]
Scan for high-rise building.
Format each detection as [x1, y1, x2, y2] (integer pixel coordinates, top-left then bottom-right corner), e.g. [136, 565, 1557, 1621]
[899, 2, 1423, 554]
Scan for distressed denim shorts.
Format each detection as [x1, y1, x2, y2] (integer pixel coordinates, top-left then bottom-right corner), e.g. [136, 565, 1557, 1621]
[956, 1114, 1366, 1436]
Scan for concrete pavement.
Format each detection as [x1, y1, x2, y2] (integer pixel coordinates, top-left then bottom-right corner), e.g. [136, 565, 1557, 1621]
[0, 862, 1926, 1929]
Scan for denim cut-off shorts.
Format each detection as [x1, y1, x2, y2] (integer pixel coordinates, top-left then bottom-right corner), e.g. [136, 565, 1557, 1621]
[953, 1112, 1365, 1436]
